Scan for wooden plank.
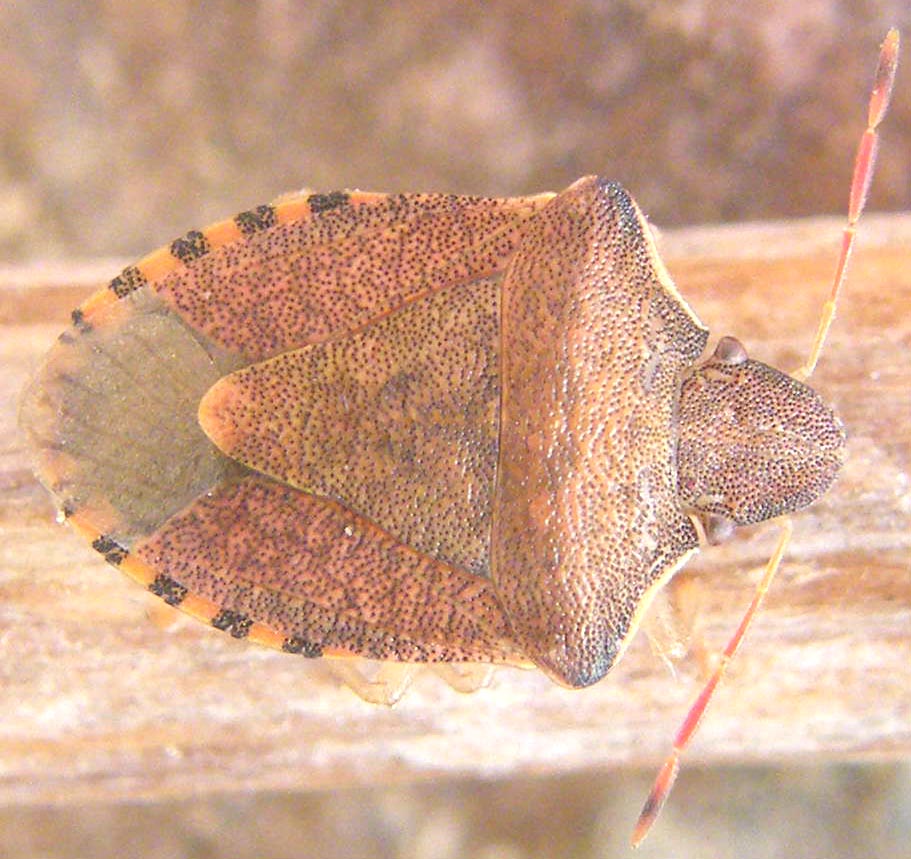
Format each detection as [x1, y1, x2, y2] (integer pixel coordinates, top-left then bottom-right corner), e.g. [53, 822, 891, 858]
[1, 214, 909, 806]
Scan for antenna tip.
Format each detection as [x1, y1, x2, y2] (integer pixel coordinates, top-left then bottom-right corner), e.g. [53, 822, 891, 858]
[630, 757, 680, 848]
[880, 28, 900, 76]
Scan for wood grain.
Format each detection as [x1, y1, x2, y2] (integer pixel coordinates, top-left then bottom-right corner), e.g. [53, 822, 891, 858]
[1, 214, 909, 806]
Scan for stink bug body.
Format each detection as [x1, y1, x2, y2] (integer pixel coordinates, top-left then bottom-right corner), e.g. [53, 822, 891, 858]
[18, 29, 899, 845]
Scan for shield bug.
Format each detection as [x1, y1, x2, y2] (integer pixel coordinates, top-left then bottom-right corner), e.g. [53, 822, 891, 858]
[18, 29, 899, 845]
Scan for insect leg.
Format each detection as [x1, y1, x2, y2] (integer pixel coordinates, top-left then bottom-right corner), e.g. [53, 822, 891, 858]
[432, 663, 496, 693]
[325, 658, 417, 706]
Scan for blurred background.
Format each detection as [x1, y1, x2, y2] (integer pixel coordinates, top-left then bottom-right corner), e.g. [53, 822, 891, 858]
[2, 1, 909, 857]
[3, 0, 909, 262]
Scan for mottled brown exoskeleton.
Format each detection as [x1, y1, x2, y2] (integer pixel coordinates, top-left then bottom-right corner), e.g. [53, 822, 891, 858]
[19, 29, 899, 846]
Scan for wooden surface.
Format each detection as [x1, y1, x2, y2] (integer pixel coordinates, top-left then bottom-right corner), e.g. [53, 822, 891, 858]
[1, 214, 909, 806]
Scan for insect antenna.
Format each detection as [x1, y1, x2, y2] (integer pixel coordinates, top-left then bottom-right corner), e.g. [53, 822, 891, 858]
[631, 28, 901, 848]
[796, 27, 900, 381]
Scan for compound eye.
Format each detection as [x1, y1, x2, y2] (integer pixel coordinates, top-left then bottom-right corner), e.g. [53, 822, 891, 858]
[703, 513, 735, 546]
[713, 336, 748, 365]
